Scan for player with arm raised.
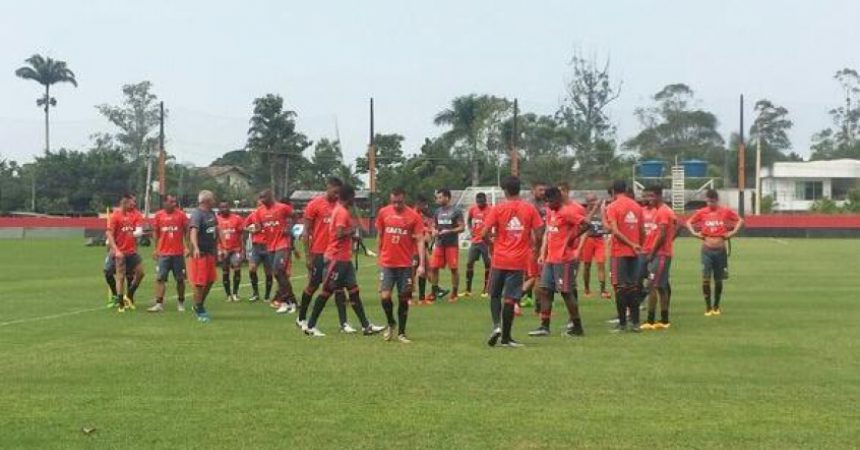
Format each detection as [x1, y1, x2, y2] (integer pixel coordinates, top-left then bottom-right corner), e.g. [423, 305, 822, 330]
[686, 189, 744, 316]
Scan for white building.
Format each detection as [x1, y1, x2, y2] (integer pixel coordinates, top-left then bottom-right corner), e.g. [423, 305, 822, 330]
[760, 159, 860, 212]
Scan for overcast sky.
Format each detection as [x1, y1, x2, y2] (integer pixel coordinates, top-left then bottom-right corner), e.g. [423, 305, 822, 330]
[1, 0, 858, 166]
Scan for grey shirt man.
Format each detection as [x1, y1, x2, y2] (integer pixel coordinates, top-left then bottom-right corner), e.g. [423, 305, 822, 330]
[190, 208, 218, 255]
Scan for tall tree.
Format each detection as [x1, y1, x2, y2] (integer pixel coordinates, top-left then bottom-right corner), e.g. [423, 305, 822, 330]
[434, 94, 511, 186]
[306, 138, 361, 188]
[246, 94, 311, 196]
[14, 54, 78, 152]
[625, 83, 725, 169]
[810, 68, 860, 160]
[556, 53, 621, 178]
[96, 81, 162, 197]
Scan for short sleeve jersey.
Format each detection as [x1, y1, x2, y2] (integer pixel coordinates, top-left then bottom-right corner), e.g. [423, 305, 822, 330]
[304, 195, 336, 254]
[244, 210, 267, 245]
[483, 199, 543, 271]
[434, 206, 463, 247]
[325, 203, 353, 262]
[545, 204, 585, 264]
[152, 209, 188, 256]
[190, 208, 218, 255]
[256, 202, 294, 252]
[217, 213, 245, 251]
[109, 208, 144, 255]
[376, 205, 425, 268]
[688, 206, 739, 238]
[468, 205, 492, 244]
[641, 204, 677, 256]
[604, 196, 644, 258]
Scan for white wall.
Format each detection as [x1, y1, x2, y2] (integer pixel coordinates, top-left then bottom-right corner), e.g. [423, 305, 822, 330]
[763, 178, 834, 211]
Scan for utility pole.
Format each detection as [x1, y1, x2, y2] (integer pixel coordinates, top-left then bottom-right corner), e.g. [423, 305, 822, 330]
[158, 101, 165, 207]
[738, 94, 746, 217]
[143, 141, 155, 217]
[511, 98, 519, 178]
[755, 125, 762, 215]
[368, 97, 377, 235]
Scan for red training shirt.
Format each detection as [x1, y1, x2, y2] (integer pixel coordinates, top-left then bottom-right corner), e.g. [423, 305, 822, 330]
[254, 202, 294, 252]
[109, 208, 144, 255]
[688, 206, 739, 238]
[325, 203, 354, 262]
[152, 208, 188, 256]
[217, 213, 245, 252]
[643, 204, 677, 256]
[604, 195, 644, 258]
[544, 204, 585, 264]
[468, 205, 492, 244]
[304, 195, 336, 255]
[483, 199, 543, 271]
[244, 209, 267, 245]
[376, 205, 425, 268]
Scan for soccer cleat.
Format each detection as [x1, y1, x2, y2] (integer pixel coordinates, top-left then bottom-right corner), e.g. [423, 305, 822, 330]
[295, 319, 308, 331]
[248, 294, 259, 303]
[275, 303, 290, 314]
[147, 303, 164, 313]
[520, 297, 534, 308]
[704, 309, 713, 317]
[610, 323, 627, 333]
[500, 339, 525, 348]
[305, 327, 326, 337]
[628, 323, 641, 333]
[487, 327, 502, 347]
[460, 291, 472, 298]
[480, 291, 489, 298]
[287, 303, 297, 314]
[340, 323, 357, 334]
[383, 325, 397, 341]
[397, 334, 412, 344]
[434, 288, 450, 300]
[606, 317, 621, 324]
[566, 326, 584, 337]
[583, 290, 593, 298]
[363, 324, 385, 336]
[528, 327, 550, 337]
[123, 296, 136, 311]
[195, 309, 211, 323]
[654, 322, 671, 330]
[231, 294, 240, 302]
[117, 305, 126, 313]
[176, 302, 186, 312]
[640, 322, 655, 331]
[269, 300, 282, 310]
[600, 291, 612, 300]
[712, 308, 722, 316]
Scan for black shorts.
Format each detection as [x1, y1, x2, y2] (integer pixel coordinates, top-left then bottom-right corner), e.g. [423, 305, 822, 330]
[322, 260, 358, 292]
[611, 256, 640, 286]
[220, 250, 243, 269]
[467, 242, 490, 266]
[309, 253, 326, 286]
[539, 262, 578, 293]
[701, 247, 728, 280]
[104, 252, 142, 275]
[647, 256, 672, 288]
[379, 267, 413, 294]
[156, 255, 186, 282]
[250, 243, 271, 268]
[272, 249, 290, 273]
[488, 268, 524, 300]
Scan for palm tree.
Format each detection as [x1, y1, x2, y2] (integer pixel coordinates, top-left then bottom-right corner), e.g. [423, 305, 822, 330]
[15, 54, 78, 152]
[434, 95, 510, 186]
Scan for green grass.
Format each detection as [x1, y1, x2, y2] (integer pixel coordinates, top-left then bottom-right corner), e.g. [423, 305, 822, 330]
[0, 238, 858, 449]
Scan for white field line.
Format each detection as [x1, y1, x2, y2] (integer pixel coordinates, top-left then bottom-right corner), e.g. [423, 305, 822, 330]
[0, 262, 378, 328]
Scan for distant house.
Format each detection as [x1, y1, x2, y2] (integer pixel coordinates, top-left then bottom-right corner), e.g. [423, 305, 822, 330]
[760, 159, 860, 212]
[203, 166, 251, 191]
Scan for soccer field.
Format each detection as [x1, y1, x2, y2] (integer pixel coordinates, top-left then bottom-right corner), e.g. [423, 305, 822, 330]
[0, 238, 858, 449]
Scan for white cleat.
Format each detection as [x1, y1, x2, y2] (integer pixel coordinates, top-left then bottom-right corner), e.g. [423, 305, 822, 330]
[146, 303, 164, 313]
[276, 303, 290, 314]
[295, 319, 308, 332]
[487, 327, 502, 347]
[286, 303, 297, 314]
[364, 324, 386, 336]
[231, 294, 240, 302]
[305, 327, 326, 337]
[383, 325, 397, 341]
[340, 323, 357, 334]
[176, 302, 186, 312]
[397, 334, 412, 344]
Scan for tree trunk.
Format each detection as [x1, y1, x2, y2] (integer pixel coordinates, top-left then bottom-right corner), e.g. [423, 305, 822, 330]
[471, 138, 480, 186]
[44, 84, 50, 152]
[283, 155, 290, 199]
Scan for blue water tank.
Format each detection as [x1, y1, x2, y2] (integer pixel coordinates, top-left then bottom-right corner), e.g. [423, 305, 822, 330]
[637, 160, 665, 178]
[683, 160, 708, 178]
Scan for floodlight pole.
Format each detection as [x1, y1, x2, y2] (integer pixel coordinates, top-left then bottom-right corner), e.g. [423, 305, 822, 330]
[755, 125, 762, 215]
[511, 98, 519, 178]
[158, 101, 165, 207]
[738, 95, 746, 217]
